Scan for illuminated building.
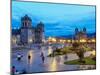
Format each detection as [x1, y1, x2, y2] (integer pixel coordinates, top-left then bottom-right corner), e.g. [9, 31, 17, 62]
[20, 15, 33, 45]
[75, 27, 87, 42]
[13, 15, 44, 45]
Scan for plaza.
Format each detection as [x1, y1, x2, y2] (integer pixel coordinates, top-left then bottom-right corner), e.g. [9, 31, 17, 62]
[11, 43, 96, 74]
[11, 2, 96, 74]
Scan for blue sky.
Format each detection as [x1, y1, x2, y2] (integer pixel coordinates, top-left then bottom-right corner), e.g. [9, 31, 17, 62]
[12, 1, 96, 37]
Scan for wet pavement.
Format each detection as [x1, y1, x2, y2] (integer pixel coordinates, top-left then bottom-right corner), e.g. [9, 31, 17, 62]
[11, 45, 95, 74]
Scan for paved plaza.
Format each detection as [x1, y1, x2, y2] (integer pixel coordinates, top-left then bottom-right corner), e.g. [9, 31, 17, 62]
[11, 44, 94, 74]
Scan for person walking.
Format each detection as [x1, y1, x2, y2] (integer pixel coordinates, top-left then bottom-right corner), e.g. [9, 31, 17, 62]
[28, 54, 31, 61]
[11, 66, 16, 75]
[40, 52, 45, 64]
[17, 54, 23, 61]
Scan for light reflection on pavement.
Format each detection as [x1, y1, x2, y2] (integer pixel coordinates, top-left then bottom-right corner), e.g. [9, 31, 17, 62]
[11, 45, 95, 74]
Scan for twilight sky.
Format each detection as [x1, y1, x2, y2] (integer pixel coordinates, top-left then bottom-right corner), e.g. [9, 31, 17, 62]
[12, 1, 96, 37]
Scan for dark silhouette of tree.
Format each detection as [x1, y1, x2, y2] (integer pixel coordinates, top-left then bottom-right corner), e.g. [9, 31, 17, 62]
[72, 42, 85, 63]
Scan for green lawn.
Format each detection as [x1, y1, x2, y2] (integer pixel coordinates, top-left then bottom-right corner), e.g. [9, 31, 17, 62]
[48, 46, 73, 57]
[64, 57, 96, 65]
[48, 45, 93, 57]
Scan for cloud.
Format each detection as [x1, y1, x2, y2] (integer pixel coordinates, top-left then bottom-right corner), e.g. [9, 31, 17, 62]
[12, 1, 96, 36]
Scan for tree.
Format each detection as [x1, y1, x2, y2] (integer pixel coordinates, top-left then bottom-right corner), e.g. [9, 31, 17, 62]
[72, 42, 85, 63]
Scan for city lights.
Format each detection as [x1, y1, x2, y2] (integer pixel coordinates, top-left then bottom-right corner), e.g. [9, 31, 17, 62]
[49, 58, 57, 71]
[52, 38, 56, 42]
[48, 37, 56, 42]
[67, 40, 71, 43]
[11, 2, 96, 74]
[91, 39, 96, 42]
[29, 38, 33, 43]
[80, 39, 86, 43]
[91, 50, 96, 56]
[28, 50, 33, 64]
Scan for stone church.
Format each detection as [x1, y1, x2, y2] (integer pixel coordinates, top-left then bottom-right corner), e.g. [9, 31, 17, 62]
[75, 27, 87, 40]
[20, 15, 44, 45]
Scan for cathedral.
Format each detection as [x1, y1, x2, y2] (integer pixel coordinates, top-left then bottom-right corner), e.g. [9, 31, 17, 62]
[74, 27, 87, 41]
[20, 15, 44, 45]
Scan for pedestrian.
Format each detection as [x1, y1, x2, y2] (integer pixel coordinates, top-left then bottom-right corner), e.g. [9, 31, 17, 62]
[17, 54, 22, 61]
[11, 66, 16, 75]
[28, 54, 31, 61]
[40, 52, 45, 63]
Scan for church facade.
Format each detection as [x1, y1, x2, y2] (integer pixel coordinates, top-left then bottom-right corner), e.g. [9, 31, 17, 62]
[20, 15, 44, 45]
[74, 27, 87, 41]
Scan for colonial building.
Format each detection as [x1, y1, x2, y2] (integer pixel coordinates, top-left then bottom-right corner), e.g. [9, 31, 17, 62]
[74, 27, 87, 41]
[20, 15, 44, 45]
[34, 22, 44, 43]
[12, 29, 20, 47]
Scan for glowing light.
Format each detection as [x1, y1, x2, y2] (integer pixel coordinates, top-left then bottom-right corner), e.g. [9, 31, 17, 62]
[59, 39, 66, 43]
[88, 40, 91, 43]
[67, 40, 71, 43]
[48, 37, 56, 42]
[29, 38, 33, 43]
[63, 40, 66, 43]
[80, 39, 86, 43]
[49, 58, 57, 71]
[48, 46, 52, 55]
[91, 50, 96, 56]
[91, 39, 95, 42]
[63, 40, 66, 42]
[60, 39, 63, 42]
[52, 38, 56, 42]
[28, 50, 33, 64]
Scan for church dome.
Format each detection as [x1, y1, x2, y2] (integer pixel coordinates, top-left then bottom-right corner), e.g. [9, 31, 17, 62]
[21, 15, 32, 21]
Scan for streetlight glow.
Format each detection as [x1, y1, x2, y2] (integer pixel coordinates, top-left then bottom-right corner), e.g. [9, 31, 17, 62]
[29, 38, 33, 43]
[80, 39, 86, 43]
[91, 39, 95, 42]
[67, 40, 71, 43]
[91, 50, 96, 56]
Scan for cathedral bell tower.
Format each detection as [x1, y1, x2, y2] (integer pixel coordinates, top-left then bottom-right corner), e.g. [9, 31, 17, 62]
[35, 21, 44, 43]
[20, 15, 33, 45]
